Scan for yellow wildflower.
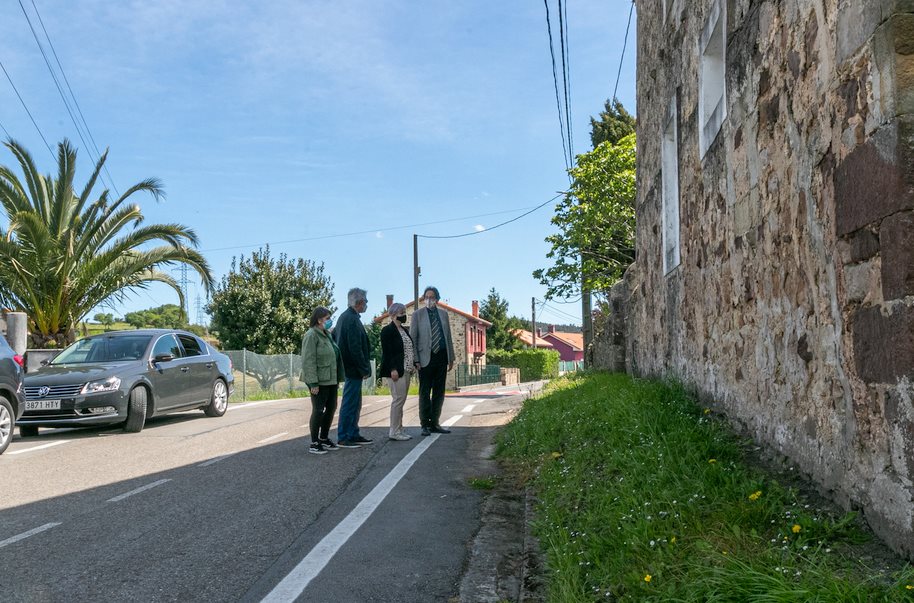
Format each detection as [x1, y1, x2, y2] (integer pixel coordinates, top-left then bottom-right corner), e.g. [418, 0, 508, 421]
[708, 459, 717, 464]
[703, 408, 711, 414]
[551, 451, 562, 459]
[670, 536, 677, 544]
[792, 524, 802, 533]
[906, 585, 913, 590]
[644, 574, 652, 583]
[748, 490, 762, 501]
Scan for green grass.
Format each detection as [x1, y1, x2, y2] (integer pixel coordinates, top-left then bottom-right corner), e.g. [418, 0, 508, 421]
[468, 475, 498, 490]
[496, 372, 914, 602]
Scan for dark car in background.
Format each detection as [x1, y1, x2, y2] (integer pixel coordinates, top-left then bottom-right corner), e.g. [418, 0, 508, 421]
[0, 333, 25, 454]
[18, 329, 234, 436]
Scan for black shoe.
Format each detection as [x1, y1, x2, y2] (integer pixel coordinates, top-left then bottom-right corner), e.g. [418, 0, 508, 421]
[308, 442, 327, 455]
[336, 440, 361, 448]
[319, 438, 339, 451]
[431, 425, 451, 434]
[421, 427, 431, 436]
[353, 435, 374, 445]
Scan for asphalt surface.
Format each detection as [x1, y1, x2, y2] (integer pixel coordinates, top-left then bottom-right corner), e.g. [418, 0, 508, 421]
[0, 382, 541, 602]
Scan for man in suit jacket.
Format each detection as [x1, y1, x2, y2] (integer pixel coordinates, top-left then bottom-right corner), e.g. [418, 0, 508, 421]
[409, 285, 456, 436]
[333, 287, 373, 447]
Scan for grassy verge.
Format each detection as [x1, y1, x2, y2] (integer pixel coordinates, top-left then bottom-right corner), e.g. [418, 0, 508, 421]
[495, 372, 914, 601]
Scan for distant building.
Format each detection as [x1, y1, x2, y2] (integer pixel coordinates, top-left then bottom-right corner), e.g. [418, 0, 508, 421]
[510, 329, 555, 350]
[541, 326, 584, 362]
[376, 297, 492, 390]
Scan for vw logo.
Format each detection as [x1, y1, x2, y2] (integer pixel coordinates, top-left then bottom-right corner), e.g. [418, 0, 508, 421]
[38, 386, 51, 398]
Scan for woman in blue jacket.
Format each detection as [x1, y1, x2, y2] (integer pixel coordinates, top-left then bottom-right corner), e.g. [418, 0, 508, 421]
[300, 307, 345, 454]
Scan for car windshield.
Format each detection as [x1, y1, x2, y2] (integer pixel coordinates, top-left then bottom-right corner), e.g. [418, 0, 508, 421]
[50, 335, 153, 364]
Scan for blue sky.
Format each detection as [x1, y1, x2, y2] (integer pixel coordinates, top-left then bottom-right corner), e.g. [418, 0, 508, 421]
[0, 0, 636, 327]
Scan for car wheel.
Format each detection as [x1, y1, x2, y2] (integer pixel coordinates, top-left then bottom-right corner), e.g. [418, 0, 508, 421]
[19, 424, 38, 437]
[0, 396, 13, 454]
[123, 386, 148, 433]
[204, 379, 228, 417]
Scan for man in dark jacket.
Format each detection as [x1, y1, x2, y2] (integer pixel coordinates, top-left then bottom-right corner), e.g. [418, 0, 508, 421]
[333, 287, 373, 446]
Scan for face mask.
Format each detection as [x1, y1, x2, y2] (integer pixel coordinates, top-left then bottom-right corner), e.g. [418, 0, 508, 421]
[396, 315, 407, 323]
[425, 299, 437, 309]
[323, 318, 333, 330]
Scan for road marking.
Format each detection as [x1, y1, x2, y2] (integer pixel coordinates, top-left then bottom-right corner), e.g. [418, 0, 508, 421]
[8, 440, 69, 455]
[199, 453, 236, 467]
[231, 399, 291, 410]
[107, 479, 171, 503]
[261, 413, 463, 602]
[461, 404, 476, 413]
[0, 522, 61, 549]
[258, 432, 288, 444]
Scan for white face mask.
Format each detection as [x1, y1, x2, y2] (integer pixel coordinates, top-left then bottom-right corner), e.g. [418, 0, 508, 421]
[425, 299, 437, 309]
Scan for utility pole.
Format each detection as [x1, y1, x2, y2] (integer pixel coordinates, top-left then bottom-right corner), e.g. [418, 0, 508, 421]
[173, 265, 189, 317]
[582, 278, 593, 368]
[413, 234, 420, 311]
[531, 297, 537, 349]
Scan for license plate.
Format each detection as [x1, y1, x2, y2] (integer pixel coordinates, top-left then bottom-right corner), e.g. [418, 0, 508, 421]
[26, 399, 61, 411]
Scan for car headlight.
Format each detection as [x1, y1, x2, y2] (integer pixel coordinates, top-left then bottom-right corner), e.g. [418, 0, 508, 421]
[81, 377, 122, 394]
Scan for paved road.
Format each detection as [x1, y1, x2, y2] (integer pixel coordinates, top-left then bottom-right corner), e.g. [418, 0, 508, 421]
[0, 384, 535, 602]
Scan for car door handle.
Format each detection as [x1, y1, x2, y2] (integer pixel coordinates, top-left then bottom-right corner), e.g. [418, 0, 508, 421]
[205, 363, 213, 369]
[181, 367, 189, 372]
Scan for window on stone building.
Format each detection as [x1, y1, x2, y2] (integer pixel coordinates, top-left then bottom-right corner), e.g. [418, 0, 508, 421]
[662, 97, 681, 274]
[699, 0, 727, 157]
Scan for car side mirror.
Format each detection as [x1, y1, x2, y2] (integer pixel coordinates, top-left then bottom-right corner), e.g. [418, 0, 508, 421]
[40, 359, 49, 366]
[153, 353, 174, 363]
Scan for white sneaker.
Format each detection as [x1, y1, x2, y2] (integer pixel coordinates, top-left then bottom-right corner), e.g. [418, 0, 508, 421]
[389, 432, 411, 441]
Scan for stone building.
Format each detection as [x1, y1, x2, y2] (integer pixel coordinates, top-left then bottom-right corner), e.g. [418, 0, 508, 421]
[622, 0, 914, 553]
[375, 297, 492, 390]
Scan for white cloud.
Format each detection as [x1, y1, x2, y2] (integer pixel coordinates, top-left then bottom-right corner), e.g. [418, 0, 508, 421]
[474, 224, 485, 232]
[375, 231, 384, 239]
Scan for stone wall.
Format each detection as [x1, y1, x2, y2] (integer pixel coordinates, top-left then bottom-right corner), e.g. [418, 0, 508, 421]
[631, 0, 914, 554]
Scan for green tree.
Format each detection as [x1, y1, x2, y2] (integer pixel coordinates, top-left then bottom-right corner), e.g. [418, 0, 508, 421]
[0, 138, 213, 347]
[124, 304, 187, 329]
[479, 288, 523, 352]
[534, 133, 636, 300]
[206, 247, 334, 353]
[93, 312, 115, 330]
[589, 99, 636, 148]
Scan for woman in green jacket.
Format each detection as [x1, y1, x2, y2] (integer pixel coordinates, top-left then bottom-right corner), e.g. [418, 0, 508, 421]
[301, 306, 345, 454]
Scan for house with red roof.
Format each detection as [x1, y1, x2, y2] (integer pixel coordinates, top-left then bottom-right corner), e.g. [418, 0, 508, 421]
[541, 326, 584, 362]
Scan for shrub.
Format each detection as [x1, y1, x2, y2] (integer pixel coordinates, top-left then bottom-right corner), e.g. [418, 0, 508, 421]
[488, 348, 560, 381]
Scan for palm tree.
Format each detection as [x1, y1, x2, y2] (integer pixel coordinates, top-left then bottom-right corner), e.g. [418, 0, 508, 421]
[0, 138, 214, 347]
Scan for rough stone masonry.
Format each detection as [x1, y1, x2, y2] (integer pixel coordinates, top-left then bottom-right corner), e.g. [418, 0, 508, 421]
[611, 0, 914, 554]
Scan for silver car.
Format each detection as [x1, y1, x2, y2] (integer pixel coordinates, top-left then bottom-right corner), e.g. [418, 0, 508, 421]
[19, 329, 234, 436]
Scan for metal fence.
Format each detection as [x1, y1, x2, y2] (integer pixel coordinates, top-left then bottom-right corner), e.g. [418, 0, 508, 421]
[559, 360, 585, 373]
[455, 363, 502, 388]
[224, 349, 376, 401]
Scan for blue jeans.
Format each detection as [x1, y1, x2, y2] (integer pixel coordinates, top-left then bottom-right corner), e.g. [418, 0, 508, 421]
[337, 377, 363, 442]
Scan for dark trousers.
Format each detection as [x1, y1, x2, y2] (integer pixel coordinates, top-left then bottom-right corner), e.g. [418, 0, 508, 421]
[418, 354, 448, 428]
[309, 384, 338, 442]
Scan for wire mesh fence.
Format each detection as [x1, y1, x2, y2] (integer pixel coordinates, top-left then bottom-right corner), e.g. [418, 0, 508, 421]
[224, 349, 377, 401]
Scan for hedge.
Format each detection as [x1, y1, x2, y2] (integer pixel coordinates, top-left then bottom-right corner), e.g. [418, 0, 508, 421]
[488, 348, 560, 382]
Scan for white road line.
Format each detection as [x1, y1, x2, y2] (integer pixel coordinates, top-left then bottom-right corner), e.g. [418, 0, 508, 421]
[198, 453, 236, 467]
[0, 523, 61, 549]
[107, 479, 171, 503]
[258, 432, 288, 444]
[231, 399, 293, 410]
[261, 413, 464, 603]
[461, 404, 477, 413]
[8, 440, 69, 455]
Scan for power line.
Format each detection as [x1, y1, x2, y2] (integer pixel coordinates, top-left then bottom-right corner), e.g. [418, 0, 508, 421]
[17, 0, 118, 195]
[612, 1, 635, 104]
[558, 0, 573, 158]
[0, 59, 53, 156]
[201, 204, 546, 253]
[28, 0, 120, 196]
[418, 195, 559, 240]
[543, 0, 570, 172]
[0, 118, 10, 139]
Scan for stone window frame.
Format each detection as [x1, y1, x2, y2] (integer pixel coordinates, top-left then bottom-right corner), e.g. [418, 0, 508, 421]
[698, 0, 727, 158]
[661, 96, 681, 275]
